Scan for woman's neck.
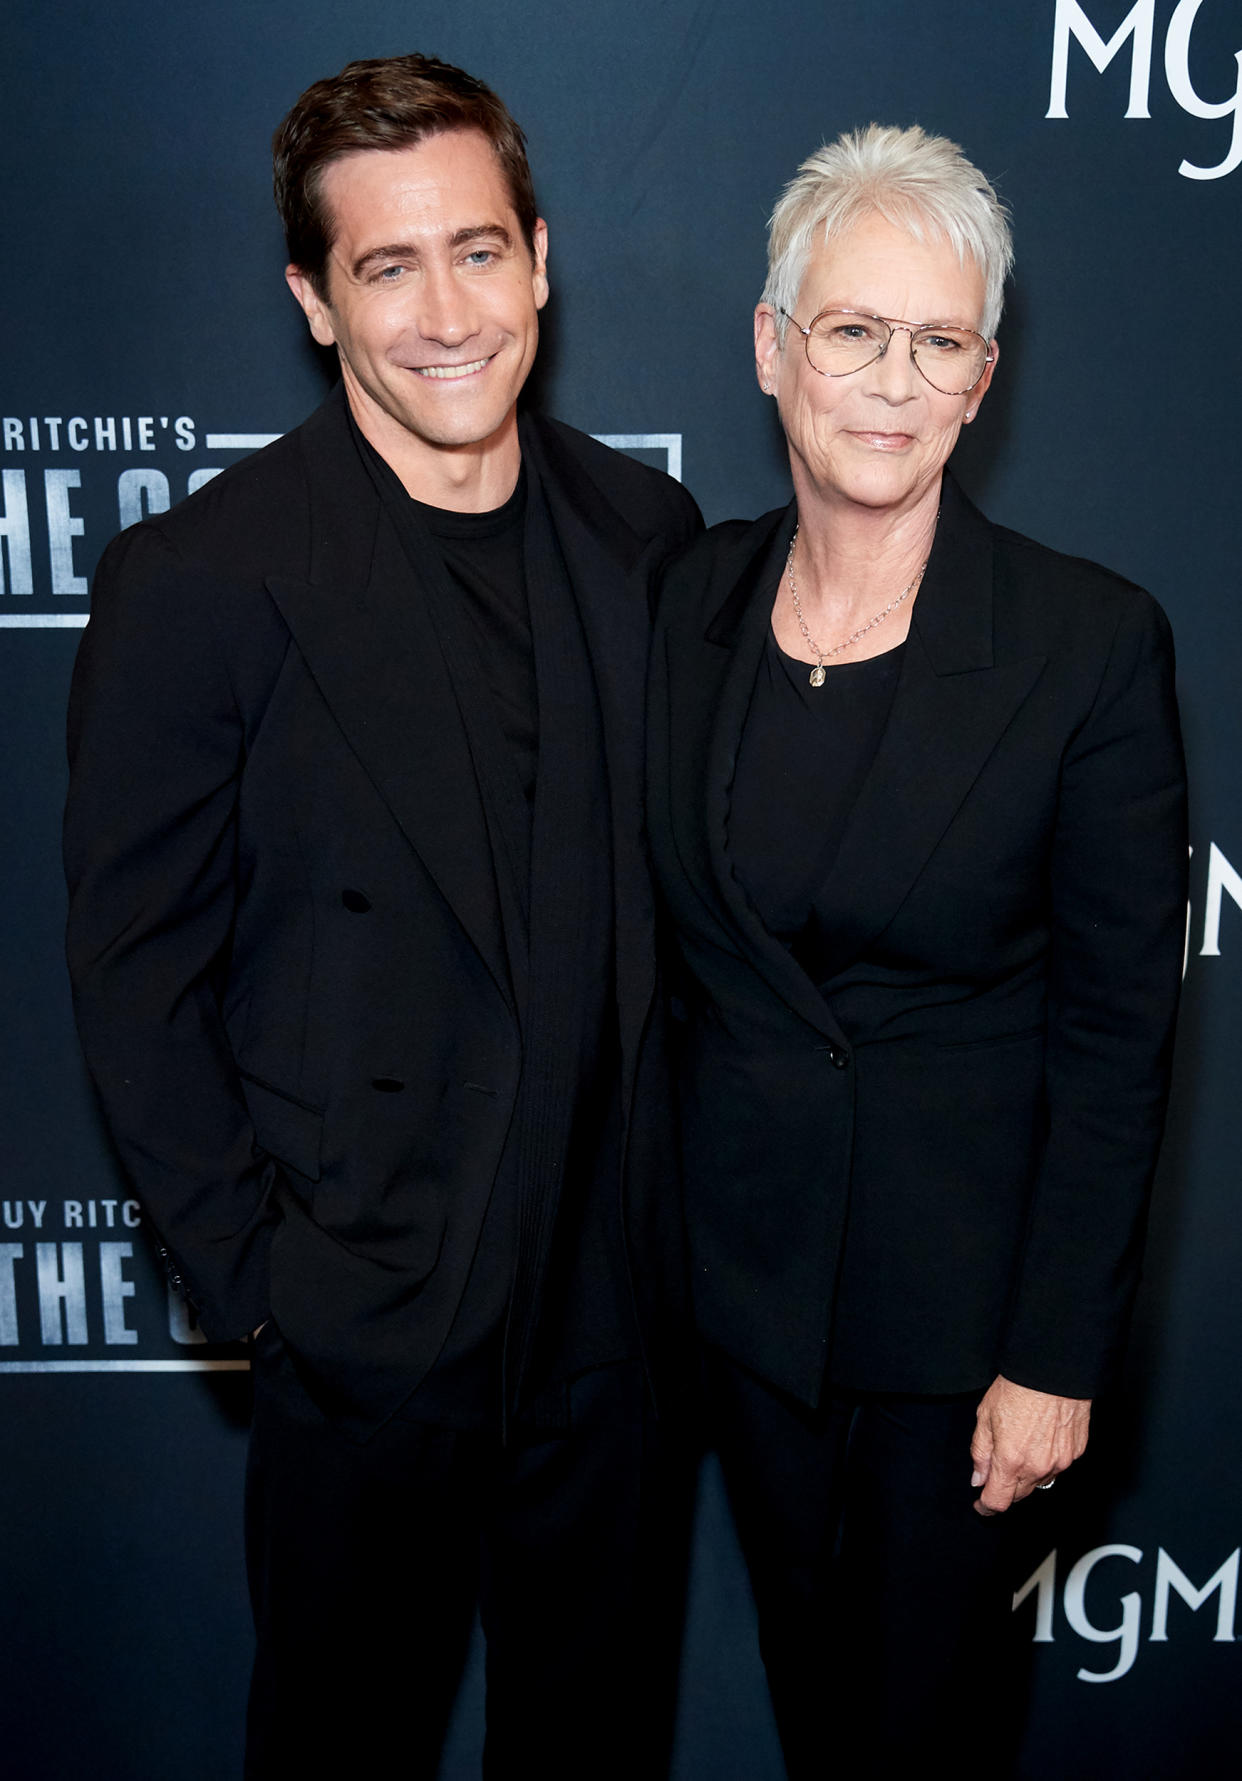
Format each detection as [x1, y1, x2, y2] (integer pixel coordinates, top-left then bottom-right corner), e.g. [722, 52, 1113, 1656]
[771, 474, 942, 666]
[791, 476, 941, 612]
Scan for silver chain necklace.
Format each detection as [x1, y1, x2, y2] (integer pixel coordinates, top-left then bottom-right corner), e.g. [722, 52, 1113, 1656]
[786, 523, 930, 688]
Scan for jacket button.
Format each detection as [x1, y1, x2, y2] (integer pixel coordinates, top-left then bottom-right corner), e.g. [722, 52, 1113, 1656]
[342, 888, 372, 913]
[827, 1046, 850, 1070]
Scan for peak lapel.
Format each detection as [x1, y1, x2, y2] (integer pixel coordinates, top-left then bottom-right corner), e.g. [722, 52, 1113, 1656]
[662, 509, 786, 947]
[808, 478, 1047, 978]
[265, 396, 512, 1010]
[520, 419, 659, 1080]
[666, 505, 847, 1041]
[522, 418, 651, 747]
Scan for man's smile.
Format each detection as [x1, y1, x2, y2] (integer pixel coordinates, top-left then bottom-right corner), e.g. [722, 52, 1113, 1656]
[412, 357, 491, 379]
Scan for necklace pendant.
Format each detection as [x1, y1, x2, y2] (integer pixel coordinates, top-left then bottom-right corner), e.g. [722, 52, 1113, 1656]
[809, 664, 826, 688]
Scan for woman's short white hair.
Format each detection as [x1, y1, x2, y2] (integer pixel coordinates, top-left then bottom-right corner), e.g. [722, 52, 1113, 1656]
[762, 124, 1013, 343]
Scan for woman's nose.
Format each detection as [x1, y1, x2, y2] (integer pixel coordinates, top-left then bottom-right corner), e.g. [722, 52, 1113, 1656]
[868, 325, 920, 398]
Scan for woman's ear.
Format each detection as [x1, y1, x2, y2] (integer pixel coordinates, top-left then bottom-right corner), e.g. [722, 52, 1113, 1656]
[754, 304, 781, 396]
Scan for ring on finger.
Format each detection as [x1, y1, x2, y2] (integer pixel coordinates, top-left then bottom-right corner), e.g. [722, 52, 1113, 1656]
[1033, 1476, 1056, 1491]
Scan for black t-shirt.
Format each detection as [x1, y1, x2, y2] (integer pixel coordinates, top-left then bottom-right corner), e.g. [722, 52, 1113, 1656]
[409, 469, 538, 808]
[729, 632, 905, 942]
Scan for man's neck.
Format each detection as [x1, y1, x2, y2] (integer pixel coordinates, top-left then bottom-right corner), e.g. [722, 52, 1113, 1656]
[347, 389, 523, 514]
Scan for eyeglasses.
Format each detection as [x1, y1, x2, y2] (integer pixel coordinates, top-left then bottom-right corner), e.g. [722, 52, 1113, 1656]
[776, 306, 993, 396]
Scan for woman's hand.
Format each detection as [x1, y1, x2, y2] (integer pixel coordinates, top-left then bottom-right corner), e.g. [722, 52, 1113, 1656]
[970, 1375, 1091, 1516]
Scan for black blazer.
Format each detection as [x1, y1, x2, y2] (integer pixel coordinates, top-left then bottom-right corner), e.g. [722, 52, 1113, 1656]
[64, 386, 701, 1434]
[648, 474, 1187, 1404]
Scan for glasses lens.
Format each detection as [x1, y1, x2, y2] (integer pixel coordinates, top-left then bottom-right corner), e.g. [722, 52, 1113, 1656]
[910, 326, 989, 394]
[804, 312, 889, 376]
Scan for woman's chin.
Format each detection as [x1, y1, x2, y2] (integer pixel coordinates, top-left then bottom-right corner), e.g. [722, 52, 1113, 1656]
[813, 459, 940, 514]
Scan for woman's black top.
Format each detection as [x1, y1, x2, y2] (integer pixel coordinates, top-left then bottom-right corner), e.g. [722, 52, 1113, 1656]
[728, 631, 904, 951]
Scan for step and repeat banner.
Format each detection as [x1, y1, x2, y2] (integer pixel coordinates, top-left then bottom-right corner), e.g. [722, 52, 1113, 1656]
[3, 3, 1239, 1776]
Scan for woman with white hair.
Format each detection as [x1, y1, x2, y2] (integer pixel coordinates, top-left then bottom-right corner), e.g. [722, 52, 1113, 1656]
[648, 125, 1187, 1769]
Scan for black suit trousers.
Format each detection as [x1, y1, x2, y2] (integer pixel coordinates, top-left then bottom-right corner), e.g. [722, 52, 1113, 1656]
[244, 1330, 693, 1781]
[703, 1349, 1028, 1778]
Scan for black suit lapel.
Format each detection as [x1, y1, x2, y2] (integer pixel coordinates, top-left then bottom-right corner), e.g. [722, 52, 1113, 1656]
[666, 505, 848, 1041]
[663, 509, 788, 941]
[806, 479, 1047, 977]
[521, 418, 657, 1092]
[265, 393, 513, 1010]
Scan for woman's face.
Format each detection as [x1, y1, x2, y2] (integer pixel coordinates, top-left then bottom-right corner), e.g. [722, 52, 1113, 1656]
[755, 212, 997, 518]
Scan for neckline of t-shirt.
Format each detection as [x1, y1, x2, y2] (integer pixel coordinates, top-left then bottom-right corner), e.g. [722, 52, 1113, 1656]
[408, 462, 528, 541]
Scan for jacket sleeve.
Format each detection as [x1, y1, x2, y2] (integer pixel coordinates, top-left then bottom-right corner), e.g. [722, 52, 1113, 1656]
[997, 589, 1188, 1398]
[63, 523, 280, 1342]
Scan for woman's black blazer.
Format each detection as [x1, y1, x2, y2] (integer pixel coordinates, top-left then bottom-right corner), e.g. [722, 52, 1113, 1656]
[648, 473, 1187, 1403]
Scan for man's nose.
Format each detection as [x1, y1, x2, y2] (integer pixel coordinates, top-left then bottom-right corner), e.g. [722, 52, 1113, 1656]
[416, 268, 477, 346]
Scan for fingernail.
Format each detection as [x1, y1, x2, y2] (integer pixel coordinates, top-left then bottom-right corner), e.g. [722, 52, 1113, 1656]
[971, 1470, 984, 1487]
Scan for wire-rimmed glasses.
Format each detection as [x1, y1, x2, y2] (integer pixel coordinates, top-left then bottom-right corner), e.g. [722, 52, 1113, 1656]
[776, 306, 993, 396]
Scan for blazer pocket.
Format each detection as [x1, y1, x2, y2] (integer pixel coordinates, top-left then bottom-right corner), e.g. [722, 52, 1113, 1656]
[238, 1071, 324, 1183]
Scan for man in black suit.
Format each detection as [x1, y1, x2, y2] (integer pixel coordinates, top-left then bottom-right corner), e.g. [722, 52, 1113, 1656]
[64, 53, 700, 1779]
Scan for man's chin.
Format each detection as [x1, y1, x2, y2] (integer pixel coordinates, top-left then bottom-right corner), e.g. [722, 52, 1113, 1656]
[395, 406, 517, 455]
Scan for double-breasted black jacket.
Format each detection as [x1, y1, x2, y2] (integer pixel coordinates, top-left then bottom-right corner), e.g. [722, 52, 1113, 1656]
[648, 474, 1187, 1405]
[64, 387, 700, 1435]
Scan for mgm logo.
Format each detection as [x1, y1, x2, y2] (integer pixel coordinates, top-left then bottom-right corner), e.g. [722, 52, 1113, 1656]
[1048, 0, 1242, 180]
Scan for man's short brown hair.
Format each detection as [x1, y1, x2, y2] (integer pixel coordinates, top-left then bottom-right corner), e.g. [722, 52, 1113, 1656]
[273, 54, 539, 296]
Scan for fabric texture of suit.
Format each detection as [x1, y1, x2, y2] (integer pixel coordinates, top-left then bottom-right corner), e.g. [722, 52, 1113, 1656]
[65, 384, 701, 1438]
[648, 472, 1188, 1406]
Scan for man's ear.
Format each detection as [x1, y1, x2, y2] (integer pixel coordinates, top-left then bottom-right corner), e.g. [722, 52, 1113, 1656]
[285, 266, 338, 348]
[531, 218, 549, 312]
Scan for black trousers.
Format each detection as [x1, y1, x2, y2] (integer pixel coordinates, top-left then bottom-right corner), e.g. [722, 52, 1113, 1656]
[245, 1331, 692, 1780]
[704, 1349, 1024, 1779]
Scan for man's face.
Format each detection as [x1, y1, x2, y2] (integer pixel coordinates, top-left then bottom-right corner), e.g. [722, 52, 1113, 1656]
[287, 129, 548, 477]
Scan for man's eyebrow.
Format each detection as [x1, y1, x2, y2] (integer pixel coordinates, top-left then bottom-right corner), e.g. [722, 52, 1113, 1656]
[349, 224, 514, 280]
[449, 224, 514, 250]
[350, 242, 424, 279]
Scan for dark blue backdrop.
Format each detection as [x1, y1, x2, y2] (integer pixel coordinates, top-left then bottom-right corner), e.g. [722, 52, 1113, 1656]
[4, 3, 1240, 1774]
